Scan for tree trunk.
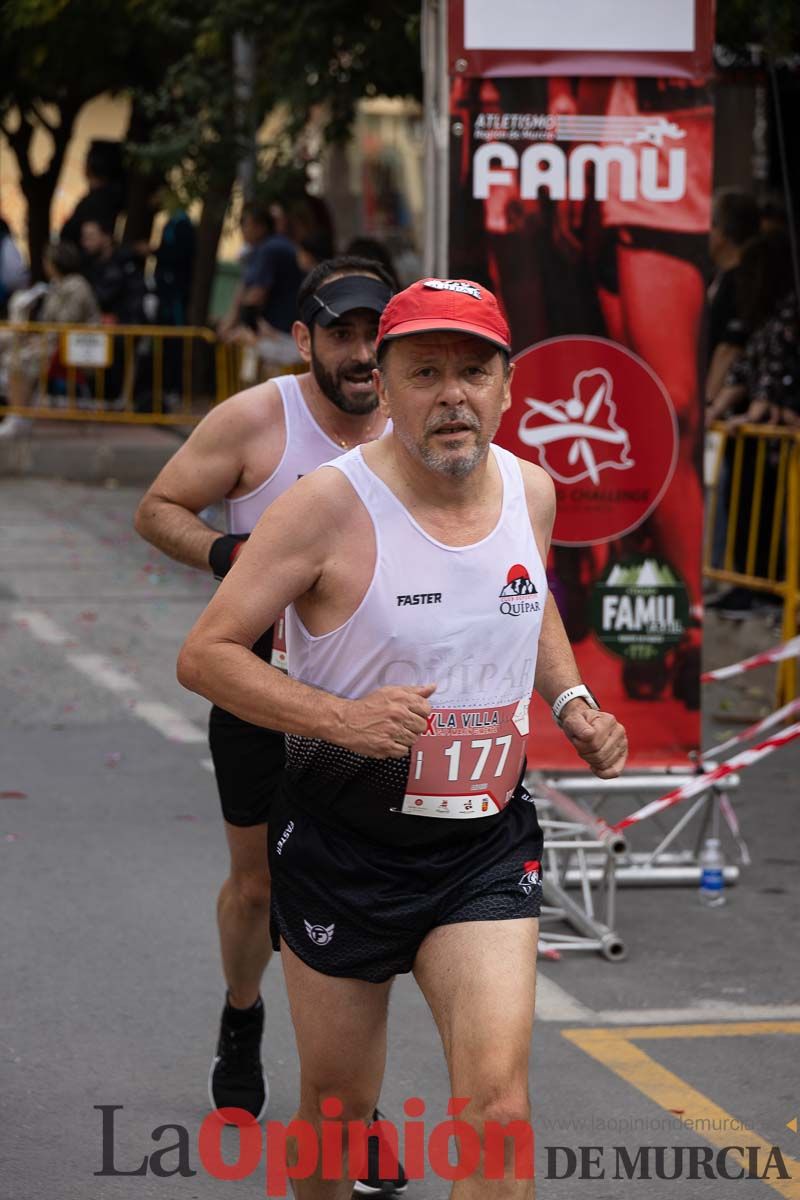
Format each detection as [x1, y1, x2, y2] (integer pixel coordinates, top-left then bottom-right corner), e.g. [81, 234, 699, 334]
[187, 181, 232, 326]
[3, 101, 82, 279]
[25, 177, 55, 282]
[121, 98, 161, 248]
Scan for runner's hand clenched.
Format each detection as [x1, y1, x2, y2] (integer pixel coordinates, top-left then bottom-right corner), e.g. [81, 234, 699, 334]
[561, 705, 628, 778]
[341, 684, 436, 759]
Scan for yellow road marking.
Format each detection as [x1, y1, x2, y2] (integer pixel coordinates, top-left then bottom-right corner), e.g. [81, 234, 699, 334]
[564, 1024, 800, 1200]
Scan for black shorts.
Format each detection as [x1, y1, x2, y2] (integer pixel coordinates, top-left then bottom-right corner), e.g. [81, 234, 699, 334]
[268, 787, 544, 983]
[208, 707, 285, 827]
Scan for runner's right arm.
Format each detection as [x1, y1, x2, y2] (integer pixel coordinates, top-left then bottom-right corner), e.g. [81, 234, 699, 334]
[177, 468, 435, 757]
[133, 386, 279, 572]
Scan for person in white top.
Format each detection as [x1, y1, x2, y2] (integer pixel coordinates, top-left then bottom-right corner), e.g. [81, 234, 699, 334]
[136, 258, 410, 1193]
[178, 278, 627, 1199]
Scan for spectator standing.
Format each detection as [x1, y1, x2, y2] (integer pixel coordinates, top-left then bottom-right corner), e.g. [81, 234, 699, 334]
[80, 220, 147, 325]
[706, 231, 798, 617]
[0, 242, 99, 438]
[155, 206, 196, 327]
[60, 141, 126, 255]
[705, 189, 760, 403]
[219, 204, 303, 341]
[0, 217, 29, 316]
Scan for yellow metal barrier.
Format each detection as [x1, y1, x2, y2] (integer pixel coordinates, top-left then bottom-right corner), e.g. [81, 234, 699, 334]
[704, 422, 800, 703]
[0, 321, 237, 425]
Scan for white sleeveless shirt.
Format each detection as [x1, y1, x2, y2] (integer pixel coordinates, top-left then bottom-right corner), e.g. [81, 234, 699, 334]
[225, 374, 342, 536]
[225, 373, 372, 669]
[284, 443, 548, 846]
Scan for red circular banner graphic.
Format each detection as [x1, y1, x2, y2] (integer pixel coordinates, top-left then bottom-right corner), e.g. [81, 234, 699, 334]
[498, 336, 678, 546]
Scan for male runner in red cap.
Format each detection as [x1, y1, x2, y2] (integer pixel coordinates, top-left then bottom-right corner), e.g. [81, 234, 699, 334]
[179, 277, 627, 1198]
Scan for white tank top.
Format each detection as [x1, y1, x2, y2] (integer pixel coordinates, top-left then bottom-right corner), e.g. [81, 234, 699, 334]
[225, 374, 342, 536]
[225, 373, 368, 670]
[284, 444, 547, 846]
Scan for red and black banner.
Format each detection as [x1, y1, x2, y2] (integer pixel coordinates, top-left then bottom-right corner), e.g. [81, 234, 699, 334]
[447, 6, 714, 767]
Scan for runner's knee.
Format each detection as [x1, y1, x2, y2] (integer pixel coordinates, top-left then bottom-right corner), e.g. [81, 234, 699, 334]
[302, 1085, 376, 1125]
[467, 1084, 530, 1132]
[227, 870, 271, 914]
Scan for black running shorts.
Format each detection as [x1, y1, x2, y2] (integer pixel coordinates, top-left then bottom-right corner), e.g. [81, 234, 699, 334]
[268, 786, 544, 983]
[208, 707, 285, 827]
[207, 627, 284, 828]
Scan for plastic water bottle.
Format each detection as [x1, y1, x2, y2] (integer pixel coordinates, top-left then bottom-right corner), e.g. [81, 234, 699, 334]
[698, 837, 726, 907]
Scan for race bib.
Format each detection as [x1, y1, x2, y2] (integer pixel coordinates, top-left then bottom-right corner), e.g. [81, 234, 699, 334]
[270, 612, 287, 671]
[401, 698, 530, 818]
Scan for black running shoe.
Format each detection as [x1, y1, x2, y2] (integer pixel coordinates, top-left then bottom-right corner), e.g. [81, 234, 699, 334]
[353, 1110, 408, 1196]
[208, 995, 269, 1121]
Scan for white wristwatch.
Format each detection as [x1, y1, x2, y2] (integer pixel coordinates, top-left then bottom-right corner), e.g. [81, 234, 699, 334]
[552, 684, 599, 725]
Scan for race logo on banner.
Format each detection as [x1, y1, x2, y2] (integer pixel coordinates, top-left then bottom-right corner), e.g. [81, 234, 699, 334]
[508, 337, 678, 546]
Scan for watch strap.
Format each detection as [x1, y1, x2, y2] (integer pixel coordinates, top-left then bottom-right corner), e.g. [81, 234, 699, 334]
[552, 684, 599, 724]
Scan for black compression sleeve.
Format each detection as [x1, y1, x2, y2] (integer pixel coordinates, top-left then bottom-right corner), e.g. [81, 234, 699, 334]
[208, 533, 249, 580]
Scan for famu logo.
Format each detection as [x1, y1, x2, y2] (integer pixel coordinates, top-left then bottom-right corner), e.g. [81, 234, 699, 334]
[500, 564, 541, 617]
[472, 115, 687, 202]
[591, 556, 688, 662]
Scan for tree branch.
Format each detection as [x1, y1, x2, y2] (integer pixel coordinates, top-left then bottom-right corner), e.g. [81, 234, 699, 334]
[29, 100, 57, 134]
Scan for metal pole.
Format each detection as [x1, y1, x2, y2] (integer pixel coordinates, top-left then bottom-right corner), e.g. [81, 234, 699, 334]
[421, 0, 449, 275]
[532, 776, 627, 854]
[233, 32, 257, 201]
[542, 878, 626, 961]
[562, 864, 740, 887]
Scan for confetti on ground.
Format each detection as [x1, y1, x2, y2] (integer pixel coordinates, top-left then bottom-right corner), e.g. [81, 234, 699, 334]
[104, 753, 122, 768]
[3, 834, 19, 842]
[0, 792, 27, 799]
[174, 814, 199, 822]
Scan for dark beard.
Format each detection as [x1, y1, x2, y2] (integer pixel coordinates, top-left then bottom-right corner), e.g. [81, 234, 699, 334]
[310, 346, 378, 415]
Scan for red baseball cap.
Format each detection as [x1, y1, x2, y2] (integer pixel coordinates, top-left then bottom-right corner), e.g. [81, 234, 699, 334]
[376, 278, 511, 354]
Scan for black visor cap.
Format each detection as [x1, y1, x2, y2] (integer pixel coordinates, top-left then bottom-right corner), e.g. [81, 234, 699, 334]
[299, 275, 393, 328]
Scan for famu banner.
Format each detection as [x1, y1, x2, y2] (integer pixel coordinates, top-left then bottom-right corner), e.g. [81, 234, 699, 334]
[449, 71, 712, 767]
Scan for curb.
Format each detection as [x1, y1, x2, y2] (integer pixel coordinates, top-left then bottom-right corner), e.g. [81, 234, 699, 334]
[0, 427, 187, 486]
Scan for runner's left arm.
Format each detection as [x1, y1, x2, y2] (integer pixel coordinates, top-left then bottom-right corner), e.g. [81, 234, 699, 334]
[520, 459, 628, 779]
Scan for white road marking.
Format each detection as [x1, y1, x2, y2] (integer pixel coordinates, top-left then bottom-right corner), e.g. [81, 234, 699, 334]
[67, 653, 139, 695]
[132, 702, 206, 745]
[536, 974, 596, 1022]
[535, 974, 800, 1024]
[14, 609, 206, 745]
[12, 610, 71, 645]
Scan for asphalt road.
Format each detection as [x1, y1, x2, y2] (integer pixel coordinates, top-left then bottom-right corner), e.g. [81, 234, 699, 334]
[2, 476, 799, 1200]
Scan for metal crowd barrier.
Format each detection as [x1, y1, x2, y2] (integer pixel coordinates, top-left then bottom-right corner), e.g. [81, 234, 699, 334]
[0, 321, 238, 426]
[705, 422, 800, 703]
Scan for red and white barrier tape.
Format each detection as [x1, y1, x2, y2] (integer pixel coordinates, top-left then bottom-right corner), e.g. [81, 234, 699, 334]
[613, 721, 800, 831]
[701, 634, 800, 683]
[701, 696, 800, 761]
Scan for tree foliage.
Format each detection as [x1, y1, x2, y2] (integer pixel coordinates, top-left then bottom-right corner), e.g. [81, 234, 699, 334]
[716, 0, 799, 57]
[0, 0, 189, 273]
[130, 0, 422, 207]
